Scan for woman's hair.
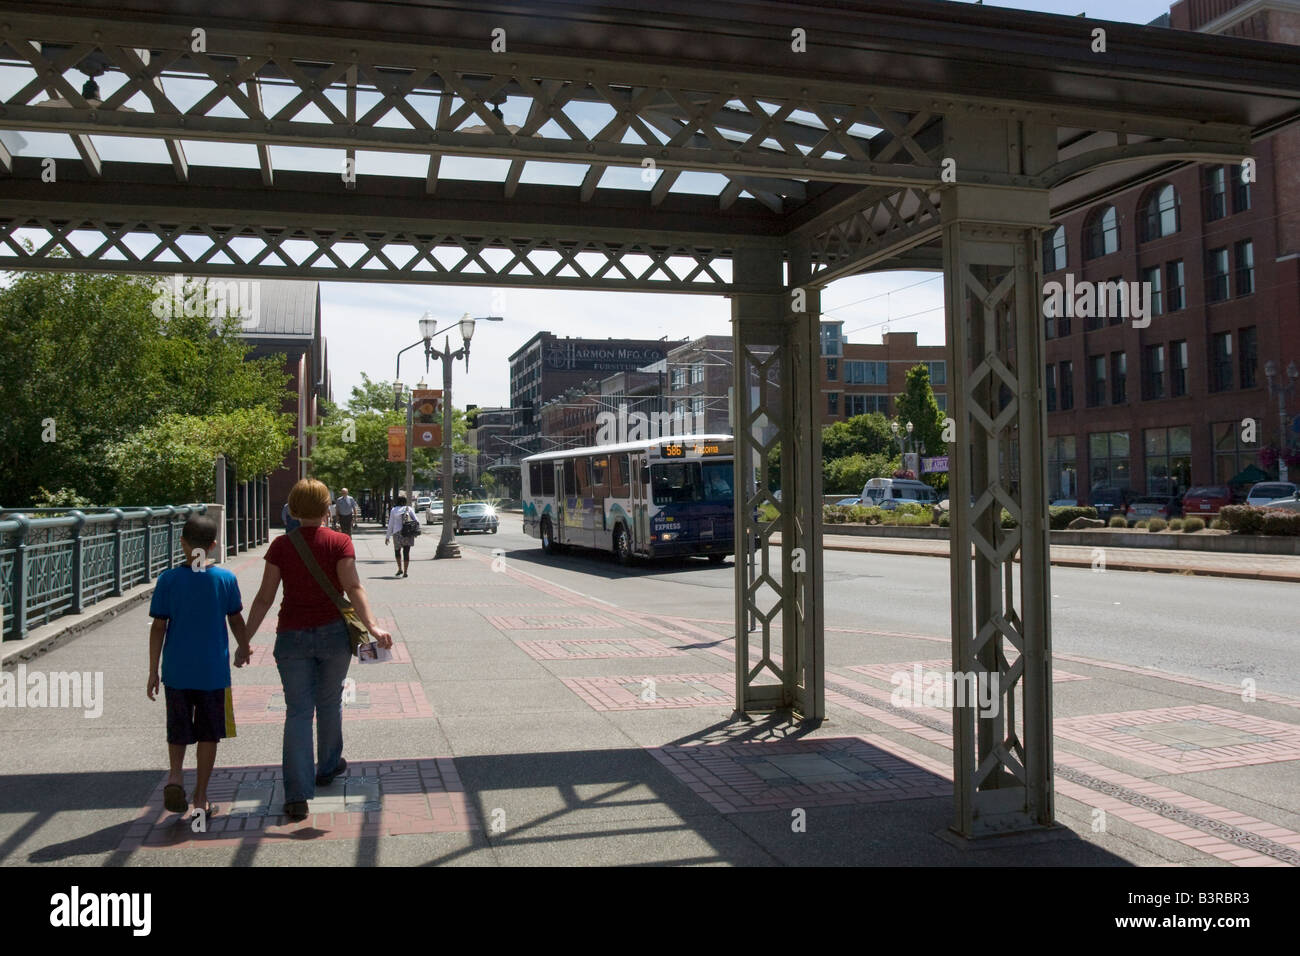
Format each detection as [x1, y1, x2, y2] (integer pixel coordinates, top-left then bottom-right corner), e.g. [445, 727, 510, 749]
[396, 495, 408, 505]
[287, 478, 331, 520]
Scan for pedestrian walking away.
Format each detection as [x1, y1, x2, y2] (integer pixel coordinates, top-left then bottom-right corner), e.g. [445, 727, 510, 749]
[243, 478, 393, 822]
[386, 495, 420, 577]
[281, 501, 301, 533]
[335, 487, 358, 537]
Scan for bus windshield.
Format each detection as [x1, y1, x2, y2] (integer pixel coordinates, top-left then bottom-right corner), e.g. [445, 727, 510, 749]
[651, 461, 734, 505]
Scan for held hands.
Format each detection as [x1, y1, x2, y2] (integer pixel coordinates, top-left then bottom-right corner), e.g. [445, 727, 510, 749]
[147, 672, 160, 700]
[234, 645, 252, 668]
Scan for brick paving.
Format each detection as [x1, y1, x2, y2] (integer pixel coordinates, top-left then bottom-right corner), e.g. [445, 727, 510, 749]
[561, 673, 735, 711]
[515, 637, 687, 660]
[232, 681, 433, 723]
[848, 658, 1089, 685]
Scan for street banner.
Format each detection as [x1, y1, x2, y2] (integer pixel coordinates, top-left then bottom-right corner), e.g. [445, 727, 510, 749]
[412, 389, 443, 448]
[387, 426, 406, 462]
[921, 456, 949, 474]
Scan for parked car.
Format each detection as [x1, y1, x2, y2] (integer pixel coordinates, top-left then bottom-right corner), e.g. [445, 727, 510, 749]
[1181, 485, 1232, 517]
[1125, 495, 1182, 525]
[454, 502, 499, 534]
[1263, 495, 1300, 513]
[1089, 486, 1131, 521]
[423, 500, 445, 524]
[835, 497, 861, 506]
[1245, 481, 1299, 508]
[1049, 498, 1078, 508]
[862, 477, 938, 510]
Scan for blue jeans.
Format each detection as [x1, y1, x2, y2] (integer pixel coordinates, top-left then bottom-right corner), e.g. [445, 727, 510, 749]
[274, 619, 351, 803]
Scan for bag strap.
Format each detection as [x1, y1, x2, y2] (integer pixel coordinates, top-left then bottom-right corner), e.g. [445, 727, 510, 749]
[286, 528, 348, 612]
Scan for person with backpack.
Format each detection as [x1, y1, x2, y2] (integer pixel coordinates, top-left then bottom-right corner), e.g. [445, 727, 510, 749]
[385, 495, 420, 577]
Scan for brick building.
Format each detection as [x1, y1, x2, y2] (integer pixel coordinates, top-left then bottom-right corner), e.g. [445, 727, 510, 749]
[1040, 0, 1300, 501]
[818, 324, 948, 425]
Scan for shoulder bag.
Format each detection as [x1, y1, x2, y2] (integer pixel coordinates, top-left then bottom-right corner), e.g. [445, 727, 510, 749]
[286, 529, 373, 653]
[400, 507, 422, 538]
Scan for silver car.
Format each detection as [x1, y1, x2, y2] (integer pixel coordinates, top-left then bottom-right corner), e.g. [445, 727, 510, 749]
[454, 502, 499, 534]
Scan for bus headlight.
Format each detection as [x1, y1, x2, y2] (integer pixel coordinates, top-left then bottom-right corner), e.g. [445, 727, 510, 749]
[658, 532, 678, 541]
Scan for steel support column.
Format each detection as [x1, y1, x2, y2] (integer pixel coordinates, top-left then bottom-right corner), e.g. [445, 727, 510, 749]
[731, 246, 824, 720]
[942, 183, 1054, 837]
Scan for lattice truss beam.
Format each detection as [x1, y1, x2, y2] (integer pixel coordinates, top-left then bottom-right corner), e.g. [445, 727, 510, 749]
[800, 185, 943, 284]
[0, 212, 746, 290]
[0, 11, 952, 215]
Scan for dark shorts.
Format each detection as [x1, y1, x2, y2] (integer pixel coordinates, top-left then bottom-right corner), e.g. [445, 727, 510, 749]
[165, 686, 233, 745]
[339, 514, 354, 534]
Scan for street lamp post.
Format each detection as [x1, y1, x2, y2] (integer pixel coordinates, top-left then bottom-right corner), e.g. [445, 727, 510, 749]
[419, 312, 503, 558]
[1265, 359, 1299, 482]
[891, 420, 914, 471]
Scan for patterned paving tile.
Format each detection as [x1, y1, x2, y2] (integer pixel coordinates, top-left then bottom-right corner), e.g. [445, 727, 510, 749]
[232, 682, 433, 723]
[120, 758, 477, 850]
[1054, 705, 1300, 774]
[515, 637, 687, 660]
[648, 736, 950, 814]
[484, 613, 622, 630]
[561, 673, 734, 711]
[847, 659, 1088, 685]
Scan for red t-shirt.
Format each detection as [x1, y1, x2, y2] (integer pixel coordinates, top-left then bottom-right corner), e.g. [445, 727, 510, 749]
[265, 527, 357, 631]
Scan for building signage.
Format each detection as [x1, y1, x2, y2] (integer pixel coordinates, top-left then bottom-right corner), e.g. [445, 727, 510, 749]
[543, 342, 666, 372]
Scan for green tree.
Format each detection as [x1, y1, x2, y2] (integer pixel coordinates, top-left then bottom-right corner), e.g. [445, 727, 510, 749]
[894, 365, 947, 481]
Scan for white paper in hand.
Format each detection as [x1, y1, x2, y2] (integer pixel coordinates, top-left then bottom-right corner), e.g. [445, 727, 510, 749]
[356, 642, 393, 664]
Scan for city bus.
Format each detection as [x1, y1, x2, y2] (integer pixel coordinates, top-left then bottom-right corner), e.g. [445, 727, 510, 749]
[522, 435, 735, 564]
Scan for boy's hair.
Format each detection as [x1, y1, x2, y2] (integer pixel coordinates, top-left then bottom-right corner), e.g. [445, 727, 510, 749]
[288, 478, 331, 520]
[181, 514, 219, 549]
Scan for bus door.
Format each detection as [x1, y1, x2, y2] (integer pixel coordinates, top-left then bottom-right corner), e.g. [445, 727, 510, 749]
[631, 454, 650, 547]
[590, 455, 608, 540]
[556, 460, 571, 543]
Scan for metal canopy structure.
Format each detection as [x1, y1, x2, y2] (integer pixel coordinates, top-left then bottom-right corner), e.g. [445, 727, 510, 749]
[2, 0, 1298, 837]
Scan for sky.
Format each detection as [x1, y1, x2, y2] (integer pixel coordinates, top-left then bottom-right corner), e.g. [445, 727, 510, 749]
[316, 0, 1180, 410]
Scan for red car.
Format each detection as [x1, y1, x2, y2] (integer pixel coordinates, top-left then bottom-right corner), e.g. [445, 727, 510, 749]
[1181, 485, 1232, 517]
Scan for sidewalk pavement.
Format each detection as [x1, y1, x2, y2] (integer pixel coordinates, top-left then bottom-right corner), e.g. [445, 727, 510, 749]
[2, 527, 1298, 867]
[794, 534, 1300, 583]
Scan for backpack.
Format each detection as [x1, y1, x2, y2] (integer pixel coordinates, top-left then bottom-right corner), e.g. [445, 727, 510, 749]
[401, 508, 421, 537]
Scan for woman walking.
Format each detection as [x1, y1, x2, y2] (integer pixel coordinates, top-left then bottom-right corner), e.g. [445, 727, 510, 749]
[386, 495, 419, 577]
[243, 478, 392, 821]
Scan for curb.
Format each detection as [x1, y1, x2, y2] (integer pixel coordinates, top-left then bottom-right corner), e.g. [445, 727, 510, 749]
[812, 538, 1300, 583]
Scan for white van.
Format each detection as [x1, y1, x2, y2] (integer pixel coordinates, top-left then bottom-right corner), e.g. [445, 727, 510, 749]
[861, 477, 938, 510]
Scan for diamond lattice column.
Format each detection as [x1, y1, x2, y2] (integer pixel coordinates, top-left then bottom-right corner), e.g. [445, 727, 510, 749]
[942, 184, 1055, 837]
[731, 246, 824, 720]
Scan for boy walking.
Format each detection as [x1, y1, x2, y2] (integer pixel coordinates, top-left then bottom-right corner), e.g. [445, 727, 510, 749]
[147, 515, 252, 817]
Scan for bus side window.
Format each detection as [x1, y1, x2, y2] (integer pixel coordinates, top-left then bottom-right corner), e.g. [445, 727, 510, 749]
[528, 462, 541, 495]
[563, 460, 576, 497]
[541, 462, 555, 496]
[591, 456, 607, 491]
[576, 457, 591, 497]
[611, 455, 630, 497]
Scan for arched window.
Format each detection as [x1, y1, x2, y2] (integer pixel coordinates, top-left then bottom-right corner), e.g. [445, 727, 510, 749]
[1085, 205, 1120, 260]
[1042, 225, 1067, 273]
[1139, 184, 1180, 241]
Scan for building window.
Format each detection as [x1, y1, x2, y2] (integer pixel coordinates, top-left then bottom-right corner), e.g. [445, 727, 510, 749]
[820, 322, 842, 357]
[846, 393, 891, 416]
[1240, 326, 1258, 389]
[691, 396, 705, 418]
[1144, 426, 1192, 496]
[1211, 332, 1233, 392]
[690, 363, 705, 385]
[1206, 248, 1230, 303]
[826, 358, 838, 381]
[1043, 225, 1067, 272]
[1166, 260, 1185, 311]
[1142, 344, 1166, 401]
[1139, 183, 1180, 241]
[1204, 166, 1227, 221]
[1232, 169, 1252, 214]
[1234, 240, 1254, 296]
[845, 360, 888, 385]
[1111, 351, 1127, 405]
[1142, 265, 1163, 317]
[1088, 354, 1107, 408]
[925, 361, 946, 385]
[1089, 431, 1131, 490]
[827, 392, 839, 416]
[1046, 364, 1058, 413]
[1059, 360, 1074, 411]
[1106, 276, 1125, 326]
[1171, 340, 1188, 397]
[671, 367, 686, 388]
[934, 394, 946, 412]
[1085, 206, 1120, 259]
[1047, 436, 1078, 499]
[1213, 420, 1260, 484]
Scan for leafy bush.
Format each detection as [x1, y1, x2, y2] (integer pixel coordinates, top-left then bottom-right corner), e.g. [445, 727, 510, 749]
[1108, 515, 1128, 528]
[1001, 509, 1018, 529]
[1261, 510, 1300, 536]
[1220, 505, 1264, 535]
[1210, 517, 1230, 531]
[1147, 518, 1167, 532]
[29, 486, 94, 509]
[1134, 520, 1149, 529]
[937, 510, 950, 527]
[1165, 518, 1183, 531]
[1182, 517, 1205, 532]
[1048, 506, 1099, 530]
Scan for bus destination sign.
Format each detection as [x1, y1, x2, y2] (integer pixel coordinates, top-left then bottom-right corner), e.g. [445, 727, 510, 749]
[657, 440, 733, 458]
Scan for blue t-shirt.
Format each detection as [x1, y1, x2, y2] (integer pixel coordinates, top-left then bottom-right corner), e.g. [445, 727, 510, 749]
[149, 565, 243, 691]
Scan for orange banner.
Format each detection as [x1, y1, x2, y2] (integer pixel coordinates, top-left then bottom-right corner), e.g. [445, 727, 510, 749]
[412, 389, 444, 448]
[387, 426, 406, 462]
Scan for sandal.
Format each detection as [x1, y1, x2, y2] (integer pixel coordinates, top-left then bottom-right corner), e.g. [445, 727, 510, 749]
[163, 783, 188, 813]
